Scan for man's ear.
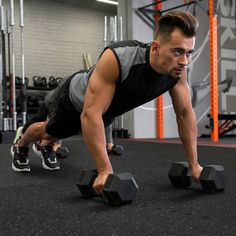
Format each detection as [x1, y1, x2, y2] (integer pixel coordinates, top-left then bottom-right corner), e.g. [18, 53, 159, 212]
[152, 40, 160, 54]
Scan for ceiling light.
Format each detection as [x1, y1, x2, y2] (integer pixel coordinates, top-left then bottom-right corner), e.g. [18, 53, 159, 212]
[96, 0, 118, 6]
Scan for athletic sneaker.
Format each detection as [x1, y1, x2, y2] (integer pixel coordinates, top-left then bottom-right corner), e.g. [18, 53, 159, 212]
[13, 126, 24, 144]
[32, 143, 60, 170]
[11, 145, 30, 172]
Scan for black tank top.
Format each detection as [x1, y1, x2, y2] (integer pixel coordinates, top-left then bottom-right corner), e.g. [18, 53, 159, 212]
[69, 40, 177, 125]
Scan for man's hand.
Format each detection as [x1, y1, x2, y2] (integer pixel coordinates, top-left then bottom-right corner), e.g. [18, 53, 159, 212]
[189, 163, 203, 183]
[93, 171, 113, 196]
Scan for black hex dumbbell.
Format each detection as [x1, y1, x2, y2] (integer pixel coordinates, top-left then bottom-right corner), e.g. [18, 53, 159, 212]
[168, 162, 225, 192]
[76, 169, 139, 206]
[107, 145, 124, 156]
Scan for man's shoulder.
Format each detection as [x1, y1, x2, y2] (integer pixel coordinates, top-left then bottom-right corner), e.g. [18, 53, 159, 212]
[108, 40, 148, 49]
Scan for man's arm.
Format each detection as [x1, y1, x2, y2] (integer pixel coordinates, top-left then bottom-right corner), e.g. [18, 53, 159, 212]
[81, 49, 119, 195]
[169, 72, 202, 181]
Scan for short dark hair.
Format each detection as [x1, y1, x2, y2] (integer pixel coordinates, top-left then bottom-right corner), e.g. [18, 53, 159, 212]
[155, 10, 199, 40]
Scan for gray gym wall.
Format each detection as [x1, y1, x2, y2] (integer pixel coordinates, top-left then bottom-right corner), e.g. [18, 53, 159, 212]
[119, 0, 157, 139]
[2, 0, 116, 81]
[119, 0, 236, 138]
[2, 0, 235, 138]
[218, 0, 236, 113]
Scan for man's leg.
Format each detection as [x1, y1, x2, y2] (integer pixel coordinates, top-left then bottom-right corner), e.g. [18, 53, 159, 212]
[11, 120, 59, 172]
[13, 102, 49, 144]
[17, 120, 57, 147]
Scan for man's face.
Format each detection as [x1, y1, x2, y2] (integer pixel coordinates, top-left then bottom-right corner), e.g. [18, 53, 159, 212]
[153, 28, 195, 79]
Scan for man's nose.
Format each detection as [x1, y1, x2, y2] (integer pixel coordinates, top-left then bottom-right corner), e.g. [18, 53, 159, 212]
[179, 54, 189, 67]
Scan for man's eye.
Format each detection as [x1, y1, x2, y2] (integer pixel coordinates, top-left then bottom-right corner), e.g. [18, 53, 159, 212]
[173, 49, 181, 56]
[186, 52, 193, 58]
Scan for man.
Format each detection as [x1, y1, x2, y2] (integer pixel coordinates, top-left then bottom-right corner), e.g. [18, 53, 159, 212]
[11, 10, 203, 196]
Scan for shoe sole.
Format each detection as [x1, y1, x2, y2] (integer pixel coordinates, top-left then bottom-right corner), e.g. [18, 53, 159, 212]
[32, 144, 60, 171]
[11, 163, 30, 172]
[10, 146, 30, 172]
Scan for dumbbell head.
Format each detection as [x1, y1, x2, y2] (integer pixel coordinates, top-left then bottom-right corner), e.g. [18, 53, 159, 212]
[103, 173, 139, 206]
[199, 165, 225, 193]
[109, 145, 124, 156]
[168, 162, 192, 188]
[76, 169, 98, 198]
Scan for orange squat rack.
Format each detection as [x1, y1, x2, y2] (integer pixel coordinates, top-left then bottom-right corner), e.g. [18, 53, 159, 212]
[154, 0, 219, 142]
[209, 0, 219, 142]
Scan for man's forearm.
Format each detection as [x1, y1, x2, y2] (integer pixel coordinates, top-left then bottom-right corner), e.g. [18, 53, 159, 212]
[81, 114, 113, 173]
[177, 112, 198, 168]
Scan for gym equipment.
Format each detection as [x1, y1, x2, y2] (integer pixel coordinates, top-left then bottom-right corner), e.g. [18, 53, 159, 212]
[199, 165, 225, 193]
[112, 128, 129, 138]
[33, 76, 47, 88]
[10, 0, 17, 131]
[48, 76, 57, 88]
[76, 169, 139, 206]
[168, 162, 191, 188]
[108, 144, 124, 156]
[0, 4, 4, 131]
[15, 76, 28, 88]
[168, 161, 225, 192]
[205, 114, 236, 137]
[55, 146, 69, 159]
[19, 0, 27, 126]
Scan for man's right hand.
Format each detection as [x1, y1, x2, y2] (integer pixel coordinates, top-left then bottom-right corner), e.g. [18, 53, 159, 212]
[189, 163, 203, 183]
[93, 171, 113, 196]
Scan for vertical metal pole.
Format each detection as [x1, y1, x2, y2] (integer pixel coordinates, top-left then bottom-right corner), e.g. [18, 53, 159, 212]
[113, 15, 121, 129]
[2, 7, 7, 118]
[10, 0, 17, 131]
[19, 0, 26, 125]
[118, 16, 124, 129]
[104, 16, 107, 47]
[0, 5, 3, 130]
[110, 16, 114, 42]
[0, 6, 2, 115]
[119, 16, 123, 41]
[5, 10, 11, 127]
[114, 15, 117, 42]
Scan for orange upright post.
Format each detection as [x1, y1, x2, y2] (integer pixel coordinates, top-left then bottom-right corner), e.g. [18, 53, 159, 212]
[154, 1, 163, 139]
[209, 0, 218, 142]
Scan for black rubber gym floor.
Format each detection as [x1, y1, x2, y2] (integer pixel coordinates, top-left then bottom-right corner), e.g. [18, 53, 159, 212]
[1, 137, 236, 236]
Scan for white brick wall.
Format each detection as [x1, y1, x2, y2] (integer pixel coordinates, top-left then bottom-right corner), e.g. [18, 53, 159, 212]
[2, 0, 115, 81]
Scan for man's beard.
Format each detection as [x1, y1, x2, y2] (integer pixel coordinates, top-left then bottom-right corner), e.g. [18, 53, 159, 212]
[176, 75, 181, 81]
[168, 72, 182, 81]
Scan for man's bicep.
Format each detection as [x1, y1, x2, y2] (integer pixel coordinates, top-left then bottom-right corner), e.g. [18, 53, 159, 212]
[84, 73, 115, 114]
[83, 49, 119, 115]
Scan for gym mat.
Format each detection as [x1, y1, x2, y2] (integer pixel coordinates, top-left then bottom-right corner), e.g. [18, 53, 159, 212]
[0, 138, 235, 236]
